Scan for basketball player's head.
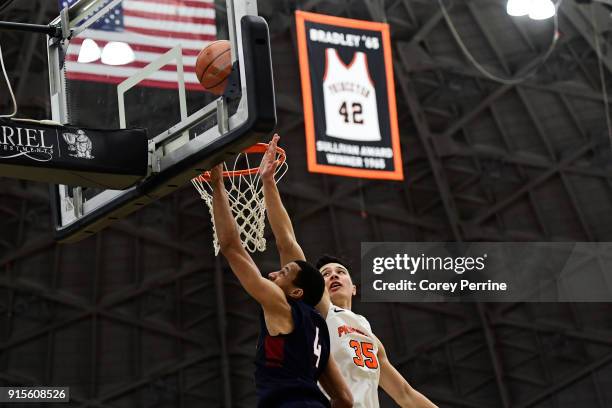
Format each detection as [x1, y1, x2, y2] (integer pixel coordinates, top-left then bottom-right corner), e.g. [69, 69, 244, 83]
[267, 260, 325, 307]
[317, 255, 356, 303]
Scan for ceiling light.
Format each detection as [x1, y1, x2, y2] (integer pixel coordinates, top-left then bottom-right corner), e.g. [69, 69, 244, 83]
[101, 42, 135, 66]
[529, 0, 556, 20]
[77, 38, 101, 63]
[506, 0, 531, 16]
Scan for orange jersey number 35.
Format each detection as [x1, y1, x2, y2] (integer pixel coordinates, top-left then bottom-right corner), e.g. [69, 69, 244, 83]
[349, 340, 379, 369]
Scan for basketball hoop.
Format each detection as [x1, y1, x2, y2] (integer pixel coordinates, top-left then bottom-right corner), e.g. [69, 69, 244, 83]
[191, 143, 288, 255]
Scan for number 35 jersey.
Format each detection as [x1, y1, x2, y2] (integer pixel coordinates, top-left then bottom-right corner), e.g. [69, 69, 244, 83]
[326, 304, 381, 408]
[323, 48, 382, 142]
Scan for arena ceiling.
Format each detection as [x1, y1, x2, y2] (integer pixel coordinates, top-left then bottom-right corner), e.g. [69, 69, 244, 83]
[1, 0, 612, 407]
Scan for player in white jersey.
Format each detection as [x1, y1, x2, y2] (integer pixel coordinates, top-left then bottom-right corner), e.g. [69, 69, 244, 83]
[318, 276, 380, 407]
[260, 134, 437, 408]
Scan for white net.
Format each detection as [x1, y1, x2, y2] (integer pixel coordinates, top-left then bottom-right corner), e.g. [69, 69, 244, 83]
[191, 146, 288, 255]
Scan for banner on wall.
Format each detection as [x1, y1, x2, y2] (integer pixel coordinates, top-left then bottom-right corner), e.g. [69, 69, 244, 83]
[295, 11, 403, 180]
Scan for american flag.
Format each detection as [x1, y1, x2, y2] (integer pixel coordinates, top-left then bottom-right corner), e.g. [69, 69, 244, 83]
[61, 0, 216, 90]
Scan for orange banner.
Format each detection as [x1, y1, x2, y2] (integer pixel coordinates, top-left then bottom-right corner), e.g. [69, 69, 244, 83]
[296, 11, 403, 180]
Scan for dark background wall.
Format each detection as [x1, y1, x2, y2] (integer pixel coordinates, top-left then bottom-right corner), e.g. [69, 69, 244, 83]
[2, 0, 612, 407]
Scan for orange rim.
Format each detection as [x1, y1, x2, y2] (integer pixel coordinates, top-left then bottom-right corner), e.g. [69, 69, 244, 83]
[195, 143, 286, 181]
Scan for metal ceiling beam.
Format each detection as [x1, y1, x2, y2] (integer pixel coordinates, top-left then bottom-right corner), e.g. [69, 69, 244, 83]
[363, 0, 386, 22]
[276, 182, 444, 230]
[408, 5, 445, 45]
[461, 224, 548, 241]
[465, 1, 511, 75]
[0, 236, 55, 267]
[393, 324, 477, 367]
[322, 176, 343, 254]
[485, 97, 550, 237]
[75, 352, 221, 408]
[433, 142, 612, 180]
[560, 2, 612, 73]
[565, 39, 602, 90]
[0, 261, 213, 351]
[516, 351, 612, 408]
[421, 58, 612, 103]
[477, 304, 511, 408]
[395, 60, 463, 239]
[514, 87, 595, 239]
[470, 141, 594, 224]
[109, 221, 200, 257]
[495, 317, 612, 347]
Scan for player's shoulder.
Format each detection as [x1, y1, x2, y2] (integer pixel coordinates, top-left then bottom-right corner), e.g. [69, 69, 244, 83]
[328, 304, 351, 317]
[329, 304, 345, 313]
[330, 305, 364, 318]
[294, 300, 326, 322]
[327, 305, 367, 322]
[357, 313, 373, 332]
[346, 309, 373, 332]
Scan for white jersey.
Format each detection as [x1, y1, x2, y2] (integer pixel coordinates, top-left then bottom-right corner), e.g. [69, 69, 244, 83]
[326, 304, 380, 408]
[322, 48, 382, 142]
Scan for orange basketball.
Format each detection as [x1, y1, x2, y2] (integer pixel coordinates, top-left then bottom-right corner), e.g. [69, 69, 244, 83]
[195, 40, 232, 95]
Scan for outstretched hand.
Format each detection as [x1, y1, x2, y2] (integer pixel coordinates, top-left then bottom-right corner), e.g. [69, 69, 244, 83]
[259, 134, 280, 182]
[210, 163, 224, 186]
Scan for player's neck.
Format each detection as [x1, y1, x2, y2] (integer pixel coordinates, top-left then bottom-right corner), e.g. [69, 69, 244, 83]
[335, 297, 352, 310]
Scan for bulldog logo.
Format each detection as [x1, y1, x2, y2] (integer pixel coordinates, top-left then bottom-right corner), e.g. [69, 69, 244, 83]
[63, 129, 94, 159]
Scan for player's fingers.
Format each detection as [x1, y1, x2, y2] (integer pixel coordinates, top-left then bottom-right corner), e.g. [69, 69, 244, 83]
[209, 163, 223, 182]
[268, 135, 281, 162]
[270, 134, 279, 150]
[263, 151, 272, 166]
[265, 139, 276, 160]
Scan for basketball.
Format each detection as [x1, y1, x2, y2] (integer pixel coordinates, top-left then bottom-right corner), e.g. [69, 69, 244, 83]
[195, 40, 232, 95]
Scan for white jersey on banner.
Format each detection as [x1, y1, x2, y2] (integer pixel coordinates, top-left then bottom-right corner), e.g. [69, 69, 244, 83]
[326, 303, 381, 408]
[322, 48, 382, 142]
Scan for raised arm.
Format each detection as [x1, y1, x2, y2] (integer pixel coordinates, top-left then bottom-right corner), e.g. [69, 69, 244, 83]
[259, 136, 332, 317]
[376, 336, 438, 408]
[211, 164, 292, 333]
[260, 134, 306, 266]
[319, 356, 354, 408]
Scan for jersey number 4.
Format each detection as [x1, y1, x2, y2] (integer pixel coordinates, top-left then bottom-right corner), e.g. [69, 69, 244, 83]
[349, 340, 378, 369]
[314, 327, 322, 368]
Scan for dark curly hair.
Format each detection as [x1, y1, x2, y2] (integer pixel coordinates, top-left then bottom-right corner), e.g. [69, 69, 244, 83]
[293, 260, 325, 306]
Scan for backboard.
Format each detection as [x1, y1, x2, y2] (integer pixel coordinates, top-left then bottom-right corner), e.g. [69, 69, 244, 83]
[47, 0, 276, 242]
